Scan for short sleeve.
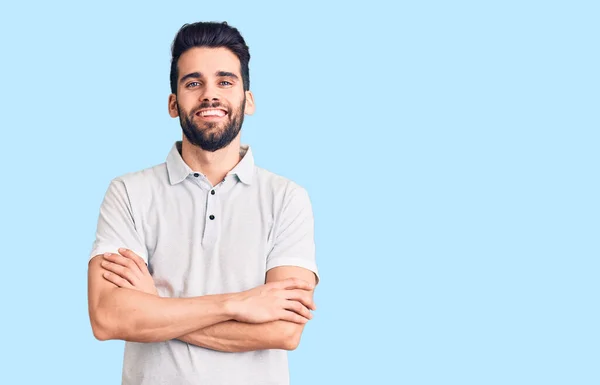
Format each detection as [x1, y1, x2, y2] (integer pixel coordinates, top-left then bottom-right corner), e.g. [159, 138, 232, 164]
[89, 179, 148, 263]
[266, 186, 319, 283]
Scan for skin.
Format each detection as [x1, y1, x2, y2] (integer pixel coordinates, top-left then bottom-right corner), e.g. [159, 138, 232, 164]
[101, 249, 317, 351]
[89, 251, 315, 343]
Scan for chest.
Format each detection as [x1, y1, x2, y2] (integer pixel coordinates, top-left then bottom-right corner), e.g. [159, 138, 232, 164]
[141, 186, 275, 297]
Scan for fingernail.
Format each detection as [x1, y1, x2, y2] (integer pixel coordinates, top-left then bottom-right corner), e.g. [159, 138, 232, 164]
[103, 252, 111, 257]
[118, 248, 126, 253]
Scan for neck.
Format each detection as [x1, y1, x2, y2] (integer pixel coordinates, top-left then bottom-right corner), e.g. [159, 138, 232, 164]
[180, 134, 242, 187]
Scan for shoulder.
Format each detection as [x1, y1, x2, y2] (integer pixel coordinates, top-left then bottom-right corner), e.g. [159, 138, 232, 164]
[255, 165, 308, 192]
[103, 162, 169, 202]
[254, 166, 312, 209]
[110, 162, 168, 189]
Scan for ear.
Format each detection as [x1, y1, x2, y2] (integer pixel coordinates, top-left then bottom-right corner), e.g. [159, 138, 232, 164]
[244, 90, 255, 115]
[168, 94, 179, 118]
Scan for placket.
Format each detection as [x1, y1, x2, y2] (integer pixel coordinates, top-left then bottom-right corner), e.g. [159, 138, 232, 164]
[202, 178, 226, 245]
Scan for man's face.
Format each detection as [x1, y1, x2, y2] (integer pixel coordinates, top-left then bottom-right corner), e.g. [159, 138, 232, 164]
[168, 47, 254, 152]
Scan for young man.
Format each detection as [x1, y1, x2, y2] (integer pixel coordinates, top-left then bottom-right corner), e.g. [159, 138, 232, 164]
[87, 21, 319, 385]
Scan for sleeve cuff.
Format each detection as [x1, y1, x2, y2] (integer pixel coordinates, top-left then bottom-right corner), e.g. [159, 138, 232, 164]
[89, 245, 149, 264]
[266, 256, 320, 285]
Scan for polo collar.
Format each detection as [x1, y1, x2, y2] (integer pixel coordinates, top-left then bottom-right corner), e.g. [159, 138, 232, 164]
[228, 144, 255, 185]
[166, 141, 255, 186]
[166, 141, 192, 185]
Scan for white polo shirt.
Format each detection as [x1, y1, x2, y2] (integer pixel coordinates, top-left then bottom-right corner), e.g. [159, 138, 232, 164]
[89, 141, 319, 385]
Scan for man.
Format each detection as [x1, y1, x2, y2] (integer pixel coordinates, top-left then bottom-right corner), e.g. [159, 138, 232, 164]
[87, 21, 319, 385]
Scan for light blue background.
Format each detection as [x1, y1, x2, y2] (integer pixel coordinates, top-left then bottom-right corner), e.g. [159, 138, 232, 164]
[0, 1, 597, 384]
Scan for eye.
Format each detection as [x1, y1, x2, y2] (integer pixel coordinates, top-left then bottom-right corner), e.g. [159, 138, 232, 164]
[219, 81, 233, 86]
[186, 81, 201, 88]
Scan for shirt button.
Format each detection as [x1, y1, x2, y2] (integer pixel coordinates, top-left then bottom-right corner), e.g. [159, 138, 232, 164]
[193, 173, 200, 177]
[209, 215, 215, 220]
[211, 190, 215, 195]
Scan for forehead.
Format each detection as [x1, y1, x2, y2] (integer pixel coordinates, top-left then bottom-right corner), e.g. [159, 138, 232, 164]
[177, 47, 241, 78]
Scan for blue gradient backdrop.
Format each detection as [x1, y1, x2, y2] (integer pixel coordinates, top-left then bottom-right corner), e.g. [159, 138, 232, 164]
[0, 1, 598, 384]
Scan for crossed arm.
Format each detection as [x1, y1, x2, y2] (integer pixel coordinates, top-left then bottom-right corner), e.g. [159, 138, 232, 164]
[89, 249, 317, 352]
[177, 265, 316, 352]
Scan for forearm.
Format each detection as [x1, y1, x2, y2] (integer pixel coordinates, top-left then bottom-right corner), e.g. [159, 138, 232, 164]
[178, 320, 302, 352]
[93, 287, 233, 343]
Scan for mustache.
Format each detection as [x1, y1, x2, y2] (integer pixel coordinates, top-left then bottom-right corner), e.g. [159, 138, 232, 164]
[193, 101, 229, 114]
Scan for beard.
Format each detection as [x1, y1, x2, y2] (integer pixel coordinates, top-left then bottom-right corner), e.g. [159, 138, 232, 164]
[178, 97, 246, 152]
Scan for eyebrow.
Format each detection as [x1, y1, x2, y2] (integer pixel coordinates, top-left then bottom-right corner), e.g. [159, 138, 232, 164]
[179, 71, 240, 84]
[216, 71, 239, 80]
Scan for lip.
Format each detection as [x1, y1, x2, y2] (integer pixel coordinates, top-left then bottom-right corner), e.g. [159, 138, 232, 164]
[195, 108, 228, 121]
[196, 108, 228, 115]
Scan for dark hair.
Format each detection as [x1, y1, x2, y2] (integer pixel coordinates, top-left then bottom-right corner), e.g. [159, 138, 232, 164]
[170, 21, 250, 95]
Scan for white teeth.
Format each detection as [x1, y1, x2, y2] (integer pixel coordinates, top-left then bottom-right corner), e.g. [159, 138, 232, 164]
[199, 109, 226, 117]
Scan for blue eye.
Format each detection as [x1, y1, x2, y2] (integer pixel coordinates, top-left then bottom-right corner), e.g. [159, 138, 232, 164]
[186, 82, 200, 88]
[220, 81, 232, 86]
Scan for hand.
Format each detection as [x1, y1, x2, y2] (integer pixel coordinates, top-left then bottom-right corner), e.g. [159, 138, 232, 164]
[228, 278, 316, 325]
[100, 248, 158, 296]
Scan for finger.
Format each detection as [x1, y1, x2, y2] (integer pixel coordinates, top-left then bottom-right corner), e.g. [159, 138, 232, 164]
[118, 248, 148, 273]
[284, 299, 313, 320]
[279, 310, 309, 324]
[275, 278, 314, 291]
[283, 289, 316, 310]
[102, 271, 134, 289]
[103, 253, 143, 279]
[101, 260, 138, 286]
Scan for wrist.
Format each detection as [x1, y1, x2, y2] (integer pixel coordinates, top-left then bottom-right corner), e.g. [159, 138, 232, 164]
[221, 293, 239, 320]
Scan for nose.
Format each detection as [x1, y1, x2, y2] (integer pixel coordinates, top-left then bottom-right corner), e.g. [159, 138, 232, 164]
[199, 82, 220, 103]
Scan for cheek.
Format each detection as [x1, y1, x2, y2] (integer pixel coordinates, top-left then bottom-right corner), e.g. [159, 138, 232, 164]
[177, 102, 194, 117]
[177, 93, 197, 109]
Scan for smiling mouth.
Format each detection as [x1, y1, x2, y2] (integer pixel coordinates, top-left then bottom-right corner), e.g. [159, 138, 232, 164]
[196, 108, 228, 120]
